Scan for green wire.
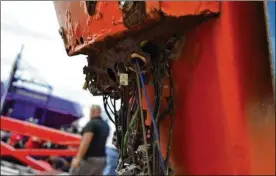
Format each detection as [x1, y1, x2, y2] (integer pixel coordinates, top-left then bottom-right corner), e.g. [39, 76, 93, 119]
[122, 105, 139, 156]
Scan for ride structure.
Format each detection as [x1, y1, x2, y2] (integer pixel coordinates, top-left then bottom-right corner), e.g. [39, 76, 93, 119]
[53, 1, 275, 175]
[0, 47, 83, 174]
[1, 116, 80, 172]
[0, 46, 83, 128]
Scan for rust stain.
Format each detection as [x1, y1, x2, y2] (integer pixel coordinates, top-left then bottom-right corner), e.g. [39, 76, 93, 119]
[146, 1, 161, 19]
[245, 95, 275, 175]
[160, 2, 220, 17]
[112, 16, 123, 26]
[74, 23, 82, 38]
[53, 1, 220, 55]
[86, 17, 93, 26]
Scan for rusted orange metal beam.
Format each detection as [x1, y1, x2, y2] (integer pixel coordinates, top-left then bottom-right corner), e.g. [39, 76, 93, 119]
[1, 116, 80, 147]
[53, 1, 220, 56]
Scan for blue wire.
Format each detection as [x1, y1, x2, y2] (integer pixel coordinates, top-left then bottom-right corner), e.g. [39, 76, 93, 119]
[136, 60, 166, 173]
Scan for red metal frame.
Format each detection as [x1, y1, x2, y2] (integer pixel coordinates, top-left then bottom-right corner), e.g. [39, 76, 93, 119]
[1, 116, 80, 146]
[0, 116, 80, 172]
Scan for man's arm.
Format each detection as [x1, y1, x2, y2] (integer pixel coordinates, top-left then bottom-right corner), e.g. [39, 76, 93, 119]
[75, 132, 94, 160]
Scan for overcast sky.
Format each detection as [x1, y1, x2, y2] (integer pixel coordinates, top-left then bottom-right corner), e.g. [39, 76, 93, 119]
[1, 1, 107, 126]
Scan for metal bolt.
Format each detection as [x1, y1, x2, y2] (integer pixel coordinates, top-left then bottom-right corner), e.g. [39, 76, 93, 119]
[58, 27, 65, 37]
[119, 1, 134, 12]
[83, 81, 88, 90]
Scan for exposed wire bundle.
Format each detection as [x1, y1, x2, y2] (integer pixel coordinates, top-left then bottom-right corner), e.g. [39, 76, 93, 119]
[135, 60, 166, 174]
[135, 63, 151, 175]
[103, 38, 176, 176]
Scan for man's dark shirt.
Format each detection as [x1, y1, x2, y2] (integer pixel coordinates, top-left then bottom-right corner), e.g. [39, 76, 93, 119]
[81, 116, 109, 159]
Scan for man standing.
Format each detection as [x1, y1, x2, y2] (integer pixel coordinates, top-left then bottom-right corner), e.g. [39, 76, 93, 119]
[70, 105, 110, 175]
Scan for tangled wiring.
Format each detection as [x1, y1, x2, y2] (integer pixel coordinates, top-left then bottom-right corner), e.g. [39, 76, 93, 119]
[101, 39, 177, 176]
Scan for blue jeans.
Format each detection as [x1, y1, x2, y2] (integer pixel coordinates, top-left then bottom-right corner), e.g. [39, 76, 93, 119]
[103, 147, 119, 175]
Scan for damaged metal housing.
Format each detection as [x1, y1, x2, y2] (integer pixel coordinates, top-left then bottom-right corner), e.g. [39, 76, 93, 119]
[53, 2, 220, 95]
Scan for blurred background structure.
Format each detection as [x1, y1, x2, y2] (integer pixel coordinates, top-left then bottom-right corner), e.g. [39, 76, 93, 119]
[1, 1, 118, 175]
[1, 1, 97, 124]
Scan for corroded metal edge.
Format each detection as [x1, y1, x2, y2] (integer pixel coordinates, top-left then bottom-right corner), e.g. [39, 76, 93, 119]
[263, 1, 275, 99]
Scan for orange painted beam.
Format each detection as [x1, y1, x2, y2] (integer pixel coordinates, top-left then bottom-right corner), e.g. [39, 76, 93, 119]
[53, 1, 220, 56]
[157, 1, 274, 175]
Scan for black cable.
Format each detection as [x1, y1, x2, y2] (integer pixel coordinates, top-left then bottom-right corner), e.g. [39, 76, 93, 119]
[164, 64, 175, 171]
[103, 95, 115, 124]
[113, 91, 123, 152]
[122, 88, 129, 137]
[152, 58, 161, 122]
[112, 91, 122, 151]
[106, 95, 115, 115]
[109, 95, 115, 107]
[127, 94, 135, 127]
